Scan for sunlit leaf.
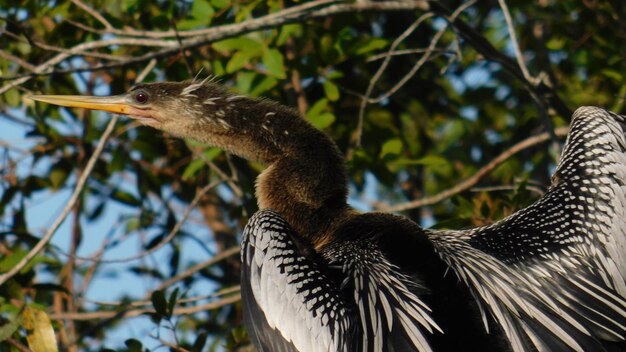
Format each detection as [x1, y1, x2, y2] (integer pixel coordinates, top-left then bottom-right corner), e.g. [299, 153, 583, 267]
[306, 99, 335, 129]
[22, 306, 58, 352]
[323, 80, 340, 101]
[380, 139, 403, 158]
[0, 315, 20, 341]
[263, 48, 286, 79]
[350, 38, 388, 56]
[211, 0, 230, 9]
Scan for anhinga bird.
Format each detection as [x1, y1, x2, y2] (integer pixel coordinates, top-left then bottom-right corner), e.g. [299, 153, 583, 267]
[30, 79, 626, 352]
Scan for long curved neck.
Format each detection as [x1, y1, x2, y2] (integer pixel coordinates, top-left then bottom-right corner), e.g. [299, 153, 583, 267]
[192, 95, 351, 245]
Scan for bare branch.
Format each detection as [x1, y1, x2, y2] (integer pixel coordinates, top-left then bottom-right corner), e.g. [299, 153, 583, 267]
[353, 0, 475, 147]
[1, 1, 429, 93]
[0, 50, 36, 71]
[378, 127, 569, 212]
[109, 180, 220, 262]
[353, 12, 434, 148]
[497, 0, 538, 85]
[70, 0, 114, 30]
[152, 246, 240, 293]
[0, 116, 119, 286]
[50, 293, 241, 321]
[430, 1, 572, 118]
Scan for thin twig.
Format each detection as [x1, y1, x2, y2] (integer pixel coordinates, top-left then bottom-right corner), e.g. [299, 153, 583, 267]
[366, 48, 453, 62]
[1, 1, 429, 92]
[49, 293, 241, 321]
[152, 246, 240, 293]
[378, 127, 568, 212]
[354, 1, 475, 147]
[353, 12, 434, 148]
[97, 180, 221, 264]
[86, 285, 240, 308]
[497, 0, 560, 157]
[0, 50, 37, 71]
[158, 339, 191, 352]
[188, 145, 243, 198]
[70, 0, 114, 30]
[497, 0, 538, 85]
[470, 184, 544, 196]
[429, 1, 572, 118]
[135, 58, 158, 83]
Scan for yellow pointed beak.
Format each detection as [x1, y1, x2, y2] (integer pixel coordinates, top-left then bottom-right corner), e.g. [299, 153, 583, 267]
[27, 94, 157, 124]
[26, 94, 133, 114]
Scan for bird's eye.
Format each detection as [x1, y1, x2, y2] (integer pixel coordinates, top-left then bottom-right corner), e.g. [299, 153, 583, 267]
[134, 91, 149, 104]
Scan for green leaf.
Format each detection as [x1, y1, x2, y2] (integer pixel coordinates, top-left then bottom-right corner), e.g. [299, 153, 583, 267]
[263, 48, 286, 79]
[145, 312, 162, 325]
[5, 88, 19, 106]
[211, 0, 230, 9]
[277, 24, 303, 46]
[309, 112, 335, 129]
[178, 0, 215, 29]
[211, 59, 225, 76]
[350, 38, 388, 56]
[380, 138, 403, 158]
[193, 332, 209, 351]
[111, 189, 141, 206]
[125, 218, 140, 234]
[546, 37, 566, 50]
[0, 249, 27, 272]
[226, 51, 252, 73]
[49, 167, 68, 191]
[213, 37, 263, 54]
[250, 76, 278, 96]
[204, 147, 223, 160]
[182, 159, 205, 181]
[602, 69, 622, 82]
[306, 98, 328, 119]
[151, 290, 168, 317]
[125, 338, 143, 352]
[236, 71, 257, 93]
[319, 34, 337, 63]
[0, 314, 20, 341]
[322, 80, 340, 101]
[168, 288, 179, 318]
[306, 99, 336, 129]
[413, 155, 450, 167]
[22, 306, 58, 352]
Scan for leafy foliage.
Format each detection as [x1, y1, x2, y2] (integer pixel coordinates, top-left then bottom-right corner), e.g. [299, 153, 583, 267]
[1, 0, 625, 350]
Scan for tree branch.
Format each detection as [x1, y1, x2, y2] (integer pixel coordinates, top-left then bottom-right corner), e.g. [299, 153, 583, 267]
[378, 127, 568, 212]
[0, 116, 119, 286]
[1, 1, 429, 94]
[430, 1, 572, 118]
[49, 293, 241, 321]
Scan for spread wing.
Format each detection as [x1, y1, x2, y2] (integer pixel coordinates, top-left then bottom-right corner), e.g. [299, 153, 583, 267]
[429, 107, 626, 351]
[241, 210, 355, 352]
[321, 235, 442, 352]
[242, 210, 442, 352]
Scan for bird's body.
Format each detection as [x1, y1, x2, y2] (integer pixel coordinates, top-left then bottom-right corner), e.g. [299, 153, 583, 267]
[30, 80, 626, 351]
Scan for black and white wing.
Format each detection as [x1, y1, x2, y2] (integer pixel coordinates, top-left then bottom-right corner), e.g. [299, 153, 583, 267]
[242, 210, 443, 352]
[429, 107, 626, 352]
[321, 233, 443, 352]
[241, 210, 355, 352]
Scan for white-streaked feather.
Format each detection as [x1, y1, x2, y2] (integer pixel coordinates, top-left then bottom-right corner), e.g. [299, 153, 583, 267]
[242, 211, 352, 352]
[429, 107, 626, 352]
[322, 240, 441, 352]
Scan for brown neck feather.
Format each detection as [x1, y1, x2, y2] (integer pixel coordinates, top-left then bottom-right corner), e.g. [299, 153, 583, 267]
[192, 94, 352, 245]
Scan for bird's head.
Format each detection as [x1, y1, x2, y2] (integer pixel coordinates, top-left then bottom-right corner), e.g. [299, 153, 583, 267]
[28, 80, 250, 143]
